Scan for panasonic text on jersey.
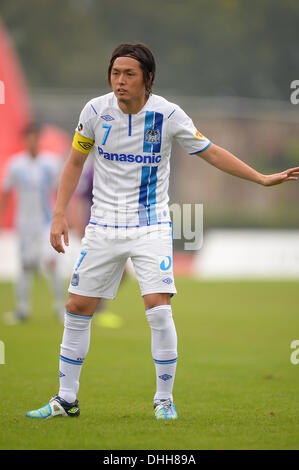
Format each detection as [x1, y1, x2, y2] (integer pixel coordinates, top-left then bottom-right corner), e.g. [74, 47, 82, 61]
[98, 146, 161, 164]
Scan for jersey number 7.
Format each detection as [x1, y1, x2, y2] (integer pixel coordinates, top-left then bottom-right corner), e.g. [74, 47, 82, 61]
[102, 124, 112, 145]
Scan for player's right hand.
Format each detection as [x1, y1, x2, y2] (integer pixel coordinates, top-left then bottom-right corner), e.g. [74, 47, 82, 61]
[50, 213, 69, 254]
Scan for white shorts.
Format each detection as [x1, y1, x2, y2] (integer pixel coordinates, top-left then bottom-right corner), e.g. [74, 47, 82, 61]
[68, 223, 177, 299]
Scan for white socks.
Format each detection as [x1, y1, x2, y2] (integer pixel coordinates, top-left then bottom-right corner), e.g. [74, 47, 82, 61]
[58, 311, 92, 403]
[58, 306, 177, 405]
[146, 305, 178, 404]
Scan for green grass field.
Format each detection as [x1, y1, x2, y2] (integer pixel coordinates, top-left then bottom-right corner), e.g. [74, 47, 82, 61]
[0, 278, 299, 450]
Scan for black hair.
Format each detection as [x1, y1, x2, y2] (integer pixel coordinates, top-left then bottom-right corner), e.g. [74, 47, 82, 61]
[108, 43, 156, 96]
[23, 122, 40, 136]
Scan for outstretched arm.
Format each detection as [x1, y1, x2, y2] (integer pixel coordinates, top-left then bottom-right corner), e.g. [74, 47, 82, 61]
[198, 143, 299, 186]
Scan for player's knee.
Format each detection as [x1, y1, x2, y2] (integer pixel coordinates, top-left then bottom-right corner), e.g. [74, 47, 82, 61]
[65, 296, 94, 316]
[143, 293, 171, 310]
[146, 305, 173, 330]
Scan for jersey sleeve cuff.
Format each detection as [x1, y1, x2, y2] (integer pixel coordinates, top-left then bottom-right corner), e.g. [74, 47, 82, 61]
[189, 141, 212, 155]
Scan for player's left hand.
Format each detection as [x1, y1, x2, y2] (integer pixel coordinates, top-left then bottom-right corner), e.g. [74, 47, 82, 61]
[261, 167, 299, 186]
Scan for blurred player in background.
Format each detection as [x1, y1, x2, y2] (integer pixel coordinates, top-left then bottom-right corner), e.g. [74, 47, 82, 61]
[26, 43, 299, 421]
[0, 123, 65, 323]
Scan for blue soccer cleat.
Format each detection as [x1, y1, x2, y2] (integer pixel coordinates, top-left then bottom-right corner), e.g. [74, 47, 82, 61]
[26, 395, 80, 419]
[154, 399, 178, 420]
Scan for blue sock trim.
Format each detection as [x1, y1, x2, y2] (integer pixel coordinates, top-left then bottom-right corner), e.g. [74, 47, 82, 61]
[60, 354, 84, 366]
[153, 357, 177, 365]
[65, 309, 92, 320]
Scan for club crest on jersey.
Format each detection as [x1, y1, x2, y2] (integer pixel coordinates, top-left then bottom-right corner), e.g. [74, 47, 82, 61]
[143, 111, 163, 153]
[145, 128, 161, 144]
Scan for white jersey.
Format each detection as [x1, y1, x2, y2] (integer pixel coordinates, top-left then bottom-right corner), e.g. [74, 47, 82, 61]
[75, 92, 211, 227]
[3, 152, 60, 234]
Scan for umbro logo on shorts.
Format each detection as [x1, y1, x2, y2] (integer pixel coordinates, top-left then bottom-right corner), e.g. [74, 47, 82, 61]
[162, 277, 173, 285]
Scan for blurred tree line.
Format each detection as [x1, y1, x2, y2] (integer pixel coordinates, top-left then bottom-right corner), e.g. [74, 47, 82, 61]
[1, 0, 299, 99]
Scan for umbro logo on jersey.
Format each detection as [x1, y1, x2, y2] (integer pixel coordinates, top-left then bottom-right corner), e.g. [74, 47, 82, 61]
[78, 141, 93, 151]
[101, 114, 115, 121]
[59, 371, 65, 378]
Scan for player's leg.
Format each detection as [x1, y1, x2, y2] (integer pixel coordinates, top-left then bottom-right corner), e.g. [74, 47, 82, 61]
[49, 260, 65, 321]
[40, 226, 65, 321]
[6, 234, 36, 323]
[42, 258, 65, 321]
[26, 224, 126, 418]
[58, 293, 100, 402]
[15, 264, 33, 320]
[131, 224, 178, 420]
[143, 293, 178, 420]
[26, 293, 99, 419]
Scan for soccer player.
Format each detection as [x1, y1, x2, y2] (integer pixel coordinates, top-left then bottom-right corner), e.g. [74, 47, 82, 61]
[0, 124, 65, 323]
[26, 43, 299, 420]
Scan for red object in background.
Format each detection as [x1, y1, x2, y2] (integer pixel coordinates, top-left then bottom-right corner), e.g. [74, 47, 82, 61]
[38, 125, 71, 158]
[0, 19, 32, 163]
[173, 252, 195, 276]
[0, 18, 32, 227]
[0, 19, 71, 228]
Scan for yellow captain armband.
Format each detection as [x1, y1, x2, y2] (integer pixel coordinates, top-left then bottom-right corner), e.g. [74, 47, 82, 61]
[72, 131, 95, 155]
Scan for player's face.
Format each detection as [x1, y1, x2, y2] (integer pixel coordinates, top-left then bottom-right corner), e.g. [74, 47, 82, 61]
[25, 131, 39, 156]
[110, 57, 147, 104]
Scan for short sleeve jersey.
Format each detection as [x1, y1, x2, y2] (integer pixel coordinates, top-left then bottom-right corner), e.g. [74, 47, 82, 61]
[73, 92, 211, 227]
[3, 152, 60, 233]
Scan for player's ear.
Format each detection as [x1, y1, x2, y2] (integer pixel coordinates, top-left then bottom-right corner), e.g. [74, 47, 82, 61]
[146, 73, 153, 96]
[149, 72, 153, 88]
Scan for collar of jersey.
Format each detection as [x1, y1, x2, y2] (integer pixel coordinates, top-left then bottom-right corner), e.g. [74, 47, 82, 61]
[113, 93, 153, 117]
